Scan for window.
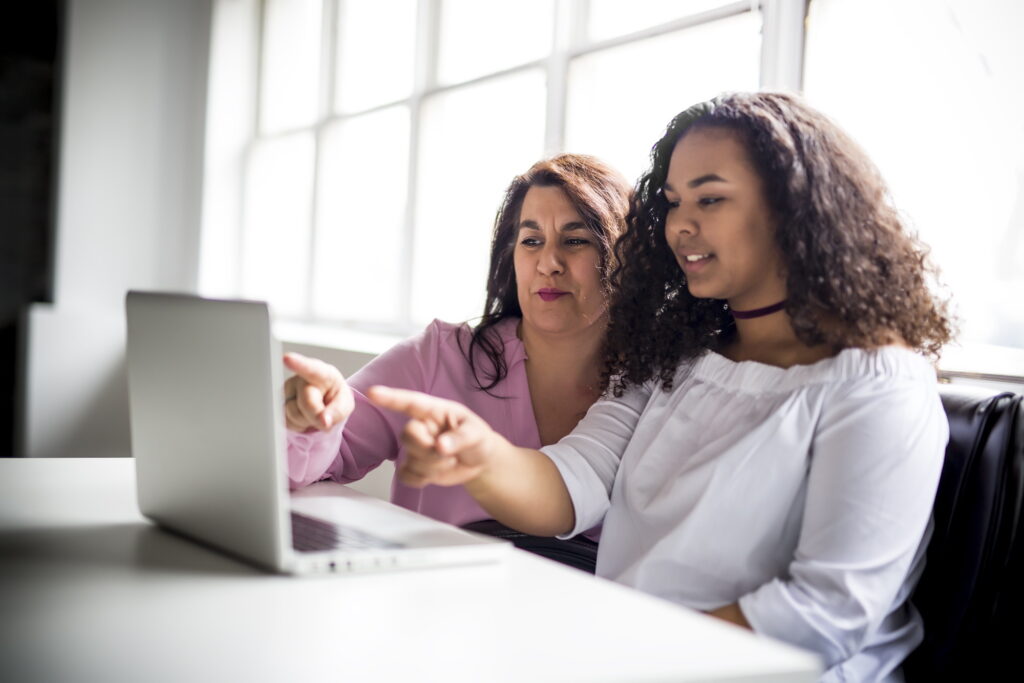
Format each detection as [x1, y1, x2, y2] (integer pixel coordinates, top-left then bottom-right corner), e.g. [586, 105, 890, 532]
[803, 0, 1024, 376]
[205, 1, 1021, 377]
[565, 10, 762, 181]
[202, 0, 782, 339]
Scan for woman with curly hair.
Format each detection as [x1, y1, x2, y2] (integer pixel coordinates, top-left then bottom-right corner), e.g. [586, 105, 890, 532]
[284, 153, 630, 572]
[370, 92, 953, 681]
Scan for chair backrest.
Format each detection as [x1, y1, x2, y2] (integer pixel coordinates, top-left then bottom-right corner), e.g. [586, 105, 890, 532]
[903, 383, 1023, 681]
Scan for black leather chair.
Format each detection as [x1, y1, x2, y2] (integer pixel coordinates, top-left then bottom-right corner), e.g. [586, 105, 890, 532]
[903, 383, 1024, 681]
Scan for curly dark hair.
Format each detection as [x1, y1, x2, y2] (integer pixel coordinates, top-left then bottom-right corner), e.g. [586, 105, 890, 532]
[605, 91, 953, 396]
[463, 153, 631, 392]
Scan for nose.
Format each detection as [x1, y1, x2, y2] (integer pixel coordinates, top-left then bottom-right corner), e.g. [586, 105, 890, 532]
[537, 241, 565, 276]
[665, 207, 697, 237]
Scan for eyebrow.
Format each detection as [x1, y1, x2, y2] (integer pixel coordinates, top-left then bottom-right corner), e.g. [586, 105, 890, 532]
[518, 219, 588, 232]
[663, 174, 728, 193]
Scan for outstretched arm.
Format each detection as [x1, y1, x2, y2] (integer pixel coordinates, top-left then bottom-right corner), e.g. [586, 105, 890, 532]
[368, 386, 576, 537]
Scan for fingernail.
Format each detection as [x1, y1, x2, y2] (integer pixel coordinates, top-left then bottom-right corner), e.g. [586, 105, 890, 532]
[438, 435, 453, 452]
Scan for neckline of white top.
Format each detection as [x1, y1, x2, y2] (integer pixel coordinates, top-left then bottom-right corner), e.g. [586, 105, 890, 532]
[690, 346, 936, 392]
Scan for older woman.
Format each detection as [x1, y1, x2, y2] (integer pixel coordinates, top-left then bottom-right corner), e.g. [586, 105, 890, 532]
[284, 153, 630, 571]
[372, 92, 953, 681]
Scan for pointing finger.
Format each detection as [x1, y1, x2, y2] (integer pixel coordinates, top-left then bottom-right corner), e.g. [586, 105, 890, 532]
[367, 386, 461, 426]
[283, 353, 340, 390]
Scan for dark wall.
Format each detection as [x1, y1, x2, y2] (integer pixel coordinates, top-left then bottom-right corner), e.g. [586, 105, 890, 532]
[0, 1, 62, 456]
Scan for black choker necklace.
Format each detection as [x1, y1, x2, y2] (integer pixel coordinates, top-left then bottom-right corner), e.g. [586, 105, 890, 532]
[727, 299, 787, 319]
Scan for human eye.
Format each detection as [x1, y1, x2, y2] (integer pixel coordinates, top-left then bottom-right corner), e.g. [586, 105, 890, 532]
[659, 189, 680, 209]
[519, 236, 542, 247]
[698, 196, 723, 208]
[566, 236, 592, 247]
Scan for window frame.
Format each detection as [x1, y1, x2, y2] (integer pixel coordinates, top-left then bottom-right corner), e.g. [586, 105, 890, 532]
[204, 0, 1024, 382]
[220, 0, 804, 337]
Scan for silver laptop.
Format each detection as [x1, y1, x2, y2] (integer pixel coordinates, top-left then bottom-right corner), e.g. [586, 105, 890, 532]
[125, 290, 509, 574]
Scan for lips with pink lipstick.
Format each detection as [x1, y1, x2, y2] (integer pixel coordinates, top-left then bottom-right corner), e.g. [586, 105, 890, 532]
[537, 287, 569, 302]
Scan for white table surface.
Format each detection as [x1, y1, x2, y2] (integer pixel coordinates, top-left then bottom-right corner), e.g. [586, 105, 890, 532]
[0, 458, 821, 683]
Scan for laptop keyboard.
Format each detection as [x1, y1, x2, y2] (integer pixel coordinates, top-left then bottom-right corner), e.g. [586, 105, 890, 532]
[290, 511, 404, 553]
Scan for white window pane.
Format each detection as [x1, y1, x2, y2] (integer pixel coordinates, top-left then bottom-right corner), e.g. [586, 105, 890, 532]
[804, 0, 1024, 349]
[413, 71, 547, 325]
[199, 0, 260, 298]
[313, 107, 410, 323]
[241, 134, 315, 316]
[260, 0, 322, 132]
[588, 0, 736, 41]
[335, 0, 416, 113]
[566, 13, 761, 182]
[437, 0, 554, 85]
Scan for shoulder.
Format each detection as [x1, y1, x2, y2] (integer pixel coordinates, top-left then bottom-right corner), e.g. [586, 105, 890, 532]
[822, 346, 939, 401]
[395, 318, 482, 356]
[421, 318, 470, 348]
[347, 319, 473, 390]
[816, 347, 947, 448]
[385, 319, 472, 376]
[829, 345, 936, 381]
[424, 317, 528, 390]
[422, 317, 521, 357]
[363, 319, 460, 364]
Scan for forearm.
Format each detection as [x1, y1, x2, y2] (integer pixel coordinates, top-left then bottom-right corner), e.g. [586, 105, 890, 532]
[366, 384, 580, 536]
[465, 440, 576, 537]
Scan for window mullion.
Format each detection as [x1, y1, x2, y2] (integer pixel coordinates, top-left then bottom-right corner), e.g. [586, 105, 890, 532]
[304, 0, 338, 322]
[544, 0, 576, 155]
[321, 0, 340, 114]
[759, 0, 808, 91]
[400, 0, 440, 331]
[573, 0, 590, 45]
[238, 0, 269, 297]
[253, 0, 268, 136]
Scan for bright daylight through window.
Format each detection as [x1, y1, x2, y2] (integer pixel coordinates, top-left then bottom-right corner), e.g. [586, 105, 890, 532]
[803, 0, 1024, 378]
[200, 0, 1023, 377]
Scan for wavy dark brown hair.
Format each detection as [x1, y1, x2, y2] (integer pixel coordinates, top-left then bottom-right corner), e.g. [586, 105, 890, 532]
[463, 153, 631, 392]
[605, 91, 953, 396]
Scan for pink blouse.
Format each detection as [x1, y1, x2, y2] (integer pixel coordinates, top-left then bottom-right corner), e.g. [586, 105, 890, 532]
[286, 318, 544, 527]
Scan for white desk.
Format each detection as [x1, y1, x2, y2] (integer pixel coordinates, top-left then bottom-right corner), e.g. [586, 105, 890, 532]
[0, 458, 820, 682]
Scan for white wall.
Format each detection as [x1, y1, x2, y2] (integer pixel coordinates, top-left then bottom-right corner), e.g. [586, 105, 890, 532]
[18, 0, 394, 500]
[23, 0, 213, 458]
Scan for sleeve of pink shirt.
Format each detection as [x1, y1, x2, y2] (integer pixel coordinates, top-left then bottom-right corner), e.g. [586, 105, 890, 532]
[286, 321, 446, 490]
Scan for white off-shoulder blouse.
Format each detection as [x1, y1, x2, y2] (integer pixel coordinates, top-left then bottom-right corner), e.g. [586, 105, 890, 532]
[542, 347, 947, 682]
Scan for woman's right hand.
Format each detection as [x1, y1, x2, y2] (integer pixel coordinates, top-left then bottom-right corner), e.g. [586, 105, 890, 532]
[366, 386, 499, 488]
[282, 352, 355, 432]
[368, 385, 576, 537]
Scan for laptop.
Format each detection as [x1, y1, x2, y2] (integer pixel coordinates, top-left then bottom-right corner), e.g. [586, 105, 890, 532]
[124, 290, 509, 575]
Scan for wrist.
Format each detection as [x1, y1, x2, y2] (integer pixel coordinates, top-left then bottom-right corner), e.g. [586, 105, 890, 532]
[463, 425, 506, 493]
